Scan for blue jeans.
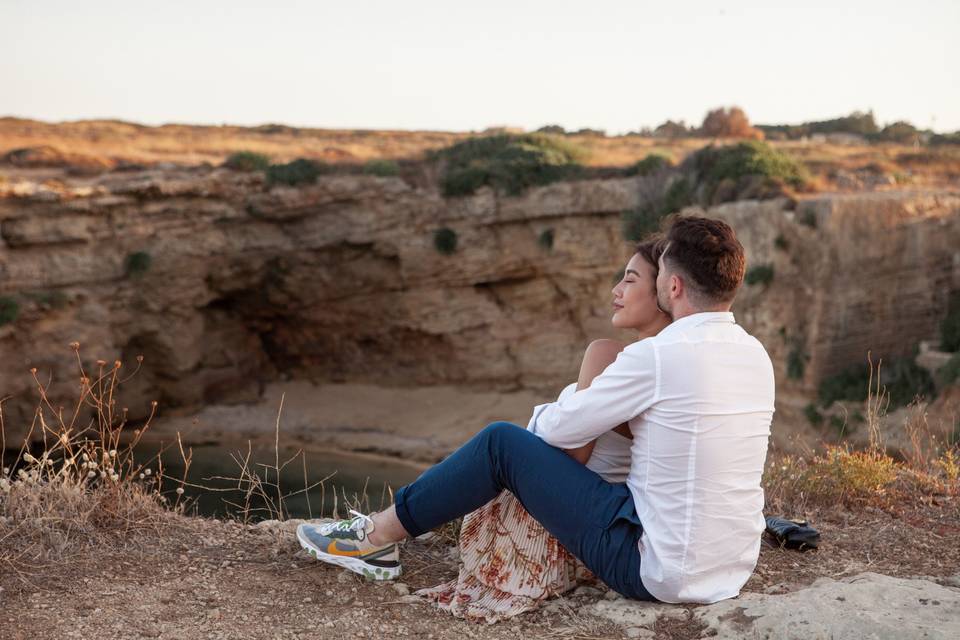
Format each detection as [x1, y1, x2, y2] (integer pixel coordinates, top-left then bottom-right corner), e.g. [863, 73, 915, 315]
[394, 421, 655, 600]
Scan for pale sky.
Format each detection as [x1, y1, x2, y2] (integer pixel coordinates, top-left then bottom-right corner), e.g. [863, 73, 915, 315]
[2, 0, 958, 133]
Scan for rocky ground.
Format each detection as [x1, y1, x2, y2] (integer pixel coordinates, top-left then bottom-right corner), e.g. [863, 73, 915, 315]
[2, 496, 958, 640]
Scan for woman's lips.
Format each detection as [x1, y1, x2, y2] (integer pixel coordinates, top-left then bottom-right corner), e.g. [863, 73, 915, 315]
[612, 302, 624, 310]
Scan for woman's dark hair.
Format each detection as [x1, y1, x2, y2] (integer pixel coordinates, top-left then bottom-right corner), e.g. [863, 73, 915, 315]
[662, 215, 745, 303]
[634, 234, 667, 276]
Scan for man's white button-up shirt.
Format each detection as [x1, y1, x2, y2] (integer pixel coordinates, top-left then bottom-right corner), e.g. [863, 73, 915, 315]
[528, 311, 775, 604]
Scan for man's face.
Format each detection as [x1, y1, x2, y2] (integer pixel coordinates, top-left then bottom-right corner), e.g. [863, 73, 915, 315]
[656, 252, 673, 316]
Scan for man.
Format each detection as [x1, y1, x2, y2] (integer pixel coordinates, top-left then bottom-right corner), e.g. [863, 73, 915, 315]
[296, 215, 775, 604]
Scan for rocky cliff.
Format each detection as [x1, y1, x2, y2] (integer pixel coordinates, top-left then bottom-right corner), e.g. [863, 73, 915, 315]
[1, 167, 958, 447]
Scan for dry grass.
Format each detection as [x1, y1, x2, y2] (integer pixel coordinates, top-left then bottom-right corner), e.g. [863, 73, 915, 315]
[0, 345, 336, 591]
[3, 117, 958, 191]
[0, 344, 185, 589]
[764, 358, 959, 515]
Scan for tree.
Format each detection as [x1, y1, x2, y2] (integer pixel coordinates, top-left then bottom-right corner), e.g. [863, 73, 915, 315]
[700, 107, 763, 139]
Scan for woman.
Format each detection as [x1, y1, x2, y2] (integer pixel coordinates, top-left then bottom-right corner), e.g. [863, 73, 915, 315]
[414, 236, 671, 623]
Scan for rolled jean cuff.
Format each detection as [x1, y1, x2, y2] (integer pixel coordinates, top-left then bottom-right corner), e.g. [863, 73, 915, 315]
[393, 484, 427, 538]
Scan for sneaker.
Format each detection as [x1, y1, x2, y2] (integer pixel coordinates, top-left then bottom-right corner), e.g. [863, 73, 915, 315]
[296, 510, 402, 580]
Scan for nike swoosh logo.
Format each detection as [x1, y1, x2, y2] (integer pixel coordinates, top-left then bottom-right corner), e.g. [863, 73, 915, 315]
[327, 541, 364, 557]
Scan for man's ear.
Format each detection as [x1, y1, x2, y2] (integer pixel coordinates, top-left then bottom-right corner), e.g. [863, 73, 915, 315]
[671, 273, 683, 299]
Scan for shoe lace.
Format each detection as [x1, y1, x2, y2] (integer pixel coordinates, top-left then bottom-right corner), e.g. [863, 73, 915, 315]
[318, 510, 374, 537]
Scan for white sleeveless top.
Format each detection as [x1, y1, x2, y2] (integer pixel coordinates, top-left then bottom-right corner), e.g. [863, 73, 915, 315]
[528, 382, 632, 483]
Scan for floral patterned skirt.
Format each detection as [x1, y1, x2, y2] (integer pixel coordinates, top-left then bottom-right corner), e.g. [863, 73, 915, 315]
[414, 490, 597, 623]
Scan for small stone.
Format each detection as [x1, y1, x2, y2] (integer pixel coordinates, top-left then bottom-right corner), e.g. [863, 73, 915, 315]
[392, 583, 410, 596]
[625, 628, 653, 639]
[603, 589, 622, 600]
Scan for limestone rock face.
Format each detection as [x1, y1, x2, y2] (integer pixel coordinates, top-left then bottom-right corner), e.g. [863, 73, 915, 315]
[1, 166, 959, 449]
[696, 572, 960, 640]
[586, 572, 960, 639]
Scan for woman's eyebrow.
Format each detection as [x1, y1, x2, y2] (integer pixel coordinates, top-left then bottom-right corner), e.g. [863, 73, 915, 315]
[625, 269, 642, 277]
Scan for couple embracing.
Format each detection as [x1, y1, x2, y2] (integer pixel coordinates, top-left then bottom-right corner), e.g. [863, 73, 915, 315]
[297, 214, 775, 622]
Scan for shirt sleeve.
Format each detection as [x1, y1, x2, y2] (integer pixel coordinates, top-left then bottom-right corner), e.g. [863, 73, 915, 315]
[528, 339, 659, 448]
[525, 382, 577, 432]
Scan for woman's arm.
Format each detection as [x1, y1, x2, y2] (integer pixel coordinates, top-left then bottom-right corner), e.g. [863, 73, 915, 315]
[563, 339, 630, 464]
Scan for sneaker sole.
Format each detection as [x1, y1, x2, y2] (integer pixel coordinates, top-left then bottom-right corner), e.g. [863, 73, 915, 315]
[296, 526, 402, 581]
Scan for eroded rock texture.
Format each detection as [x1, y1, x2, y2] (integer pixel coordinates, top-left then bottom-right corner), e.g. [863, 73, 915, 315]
[1, 168, 958, 446]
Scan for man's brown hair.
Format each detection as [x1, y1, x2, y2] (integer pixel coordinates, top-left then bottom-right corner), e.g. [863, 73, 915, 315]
[662, 215, 745, 304]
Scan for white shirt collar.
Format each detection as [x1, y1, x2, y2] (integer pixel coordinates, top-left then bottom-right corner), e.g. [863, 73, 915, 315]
[659, 311, 735, 337]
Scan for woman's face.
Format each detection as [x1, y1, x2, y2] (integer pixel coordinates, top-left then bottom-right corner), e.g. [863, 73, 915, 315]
[611, 253, 663, 331]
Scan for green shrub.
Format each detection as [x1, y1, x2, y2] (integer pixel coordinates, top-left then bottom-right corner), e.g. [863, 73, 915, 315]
[940, 291, 960, 352]
[620, 177, 693, 242]
[224, 151, 270, 172]
[804, 403, 823, 426]
[266, 159, 327, 186]
[538, 228, 555, 251]
[363, 159, 400, 177]
[621, 204, 664, 242]
[661, 177, 693, 213]
[536, 125, 566, 135]
[573, 128, 606, 137]
[877, 121, 919, 144]
[744, 264, 774, 286]
[818, 357, 936, 409]
[930, 132, 960, 146]
[786, 341, 808, 380]
[774, 234, 789, 250]
[433, 228, 458, 255]
[434, 134, 585, 197]
[760, 111, 879, 140]
[798, 205, 818, 228]
[938, 353, 960, 387]
[0, 296, 19, 325]
[692, 141, 809, 193]
[626, 153, 671, 177]
[125, 251, 152, 278]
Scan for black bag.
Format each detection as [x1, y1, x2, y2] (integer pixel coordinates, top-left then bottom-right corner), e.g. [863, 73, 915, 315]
[764, 516, 820, 550]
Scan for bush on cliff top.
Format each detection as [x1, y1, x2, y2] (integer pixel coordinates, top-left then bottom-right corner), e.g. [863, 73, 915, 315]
[266, 158, 328, 186]
[626, 153, 672, 177]
[434, 134, 585, 197]
[686, 141, 809, 204]
[224, 151, 270, 172]
[363, 159, 400, 177]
